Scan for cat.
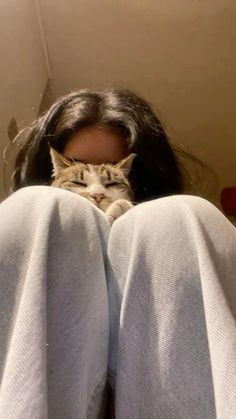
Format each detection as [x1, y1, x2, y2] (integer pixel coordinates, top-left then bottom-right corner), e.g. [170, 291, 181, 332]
[50, 147, 136, 224]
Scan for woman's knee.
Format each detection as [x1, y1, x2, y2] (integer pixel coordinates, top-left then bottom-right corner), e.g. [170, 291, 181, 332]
[3, 185, 108, 221]
[1, 185, 110, 243]
[5, 185, 92, 211]
[119, 194, 227, 230]
[135, 194, 218, 216]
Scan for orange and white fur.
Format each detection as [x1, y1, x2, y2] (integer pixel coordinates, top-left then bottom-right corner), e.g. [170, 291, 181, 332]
[50, 147, 136, 224]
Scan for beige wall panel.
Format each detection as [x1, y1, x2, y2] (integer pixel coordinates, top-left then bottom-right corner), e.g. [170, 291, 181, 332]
[0, 0, 49, 198]
[38, 1, 236, 197]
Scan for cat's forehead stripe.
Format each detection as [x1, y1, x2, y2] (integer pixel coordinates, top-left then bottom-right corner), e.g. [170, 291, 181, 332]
[99, 165, 106, 174]
[97, 166, 112, 181]
[107, 169, 111, 181]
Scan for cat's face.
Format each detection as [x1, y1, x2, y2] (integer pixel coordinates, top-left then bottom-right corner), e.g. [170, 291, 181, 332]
[50, 147, 136, 211]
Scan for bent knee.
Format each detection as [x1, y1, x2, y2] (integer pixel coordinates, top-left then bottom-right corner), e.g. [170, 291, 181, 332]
[115, 194, 226, 231]
[2, 185, 110, 226]
[135, 194, 220, 216]
[8, 185, 93, 210]
[142, 194, 218, 214]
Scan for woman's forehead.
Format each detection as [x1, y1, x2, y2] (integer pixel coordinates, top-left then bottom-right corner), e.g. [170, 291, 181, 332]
[62, 125, 129, 164]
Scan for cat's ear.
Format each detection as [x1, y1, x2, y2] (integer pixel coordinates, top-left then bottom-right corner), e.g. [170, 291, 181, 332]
[115, 153, 137, 176]
[49, 147, 70, 177]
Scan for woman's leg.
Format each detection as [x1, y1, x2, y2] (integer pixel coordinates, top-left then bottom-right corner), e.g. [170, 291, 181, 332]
[107, 195, 236, 419]
[0, 186, 110, 419]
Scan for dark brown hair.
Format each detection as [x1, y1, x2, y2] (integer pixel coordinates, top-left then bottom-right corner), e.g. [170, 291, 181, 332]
[12, 88, 183, 203]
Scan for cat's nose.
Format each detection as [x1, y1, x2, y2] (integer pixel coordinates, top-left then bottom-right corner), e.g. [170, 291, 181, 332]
[90, 193, 105, 203]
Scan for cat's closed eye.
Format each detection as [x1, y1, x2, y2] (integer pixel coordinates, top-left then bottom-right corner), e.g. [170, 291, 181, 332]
[71, 180, 87, 186]
[105, 182, 118, 188]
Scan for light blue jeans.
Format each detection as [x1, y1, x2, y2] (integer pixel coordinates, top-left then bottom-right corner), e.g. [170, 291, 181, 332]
[0, 186, 235, 418]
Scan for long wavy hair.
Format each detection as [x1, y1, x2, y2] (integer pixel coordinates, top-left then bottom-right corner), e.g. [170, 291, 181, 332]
[9, 88, 214, 203]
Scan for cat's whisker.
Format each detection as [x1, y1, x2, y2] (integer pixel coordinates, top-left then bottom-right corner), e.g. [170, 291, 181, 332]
[65, 156, 76, 165]
[64, 160, 72, 167]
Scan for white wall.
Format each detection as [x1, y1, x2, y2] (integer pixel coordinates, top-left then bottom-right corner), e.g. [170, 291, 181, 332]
[39, 0, 236, 198]
[0, 0, 49, 198]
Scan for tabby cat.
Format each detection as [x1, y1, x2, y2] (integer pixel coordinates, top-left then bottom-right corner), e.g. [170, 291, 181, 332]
[50, 147, 136, 224]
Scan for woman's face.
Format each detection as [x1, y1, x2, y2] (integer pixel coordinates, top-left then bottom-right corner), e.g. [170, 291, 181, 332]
[63, 125, 129, 164]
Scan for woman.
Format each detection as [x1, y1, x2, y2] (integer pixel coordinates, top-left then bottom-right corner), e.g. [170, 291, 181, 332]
[1, 88, 236, 418]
